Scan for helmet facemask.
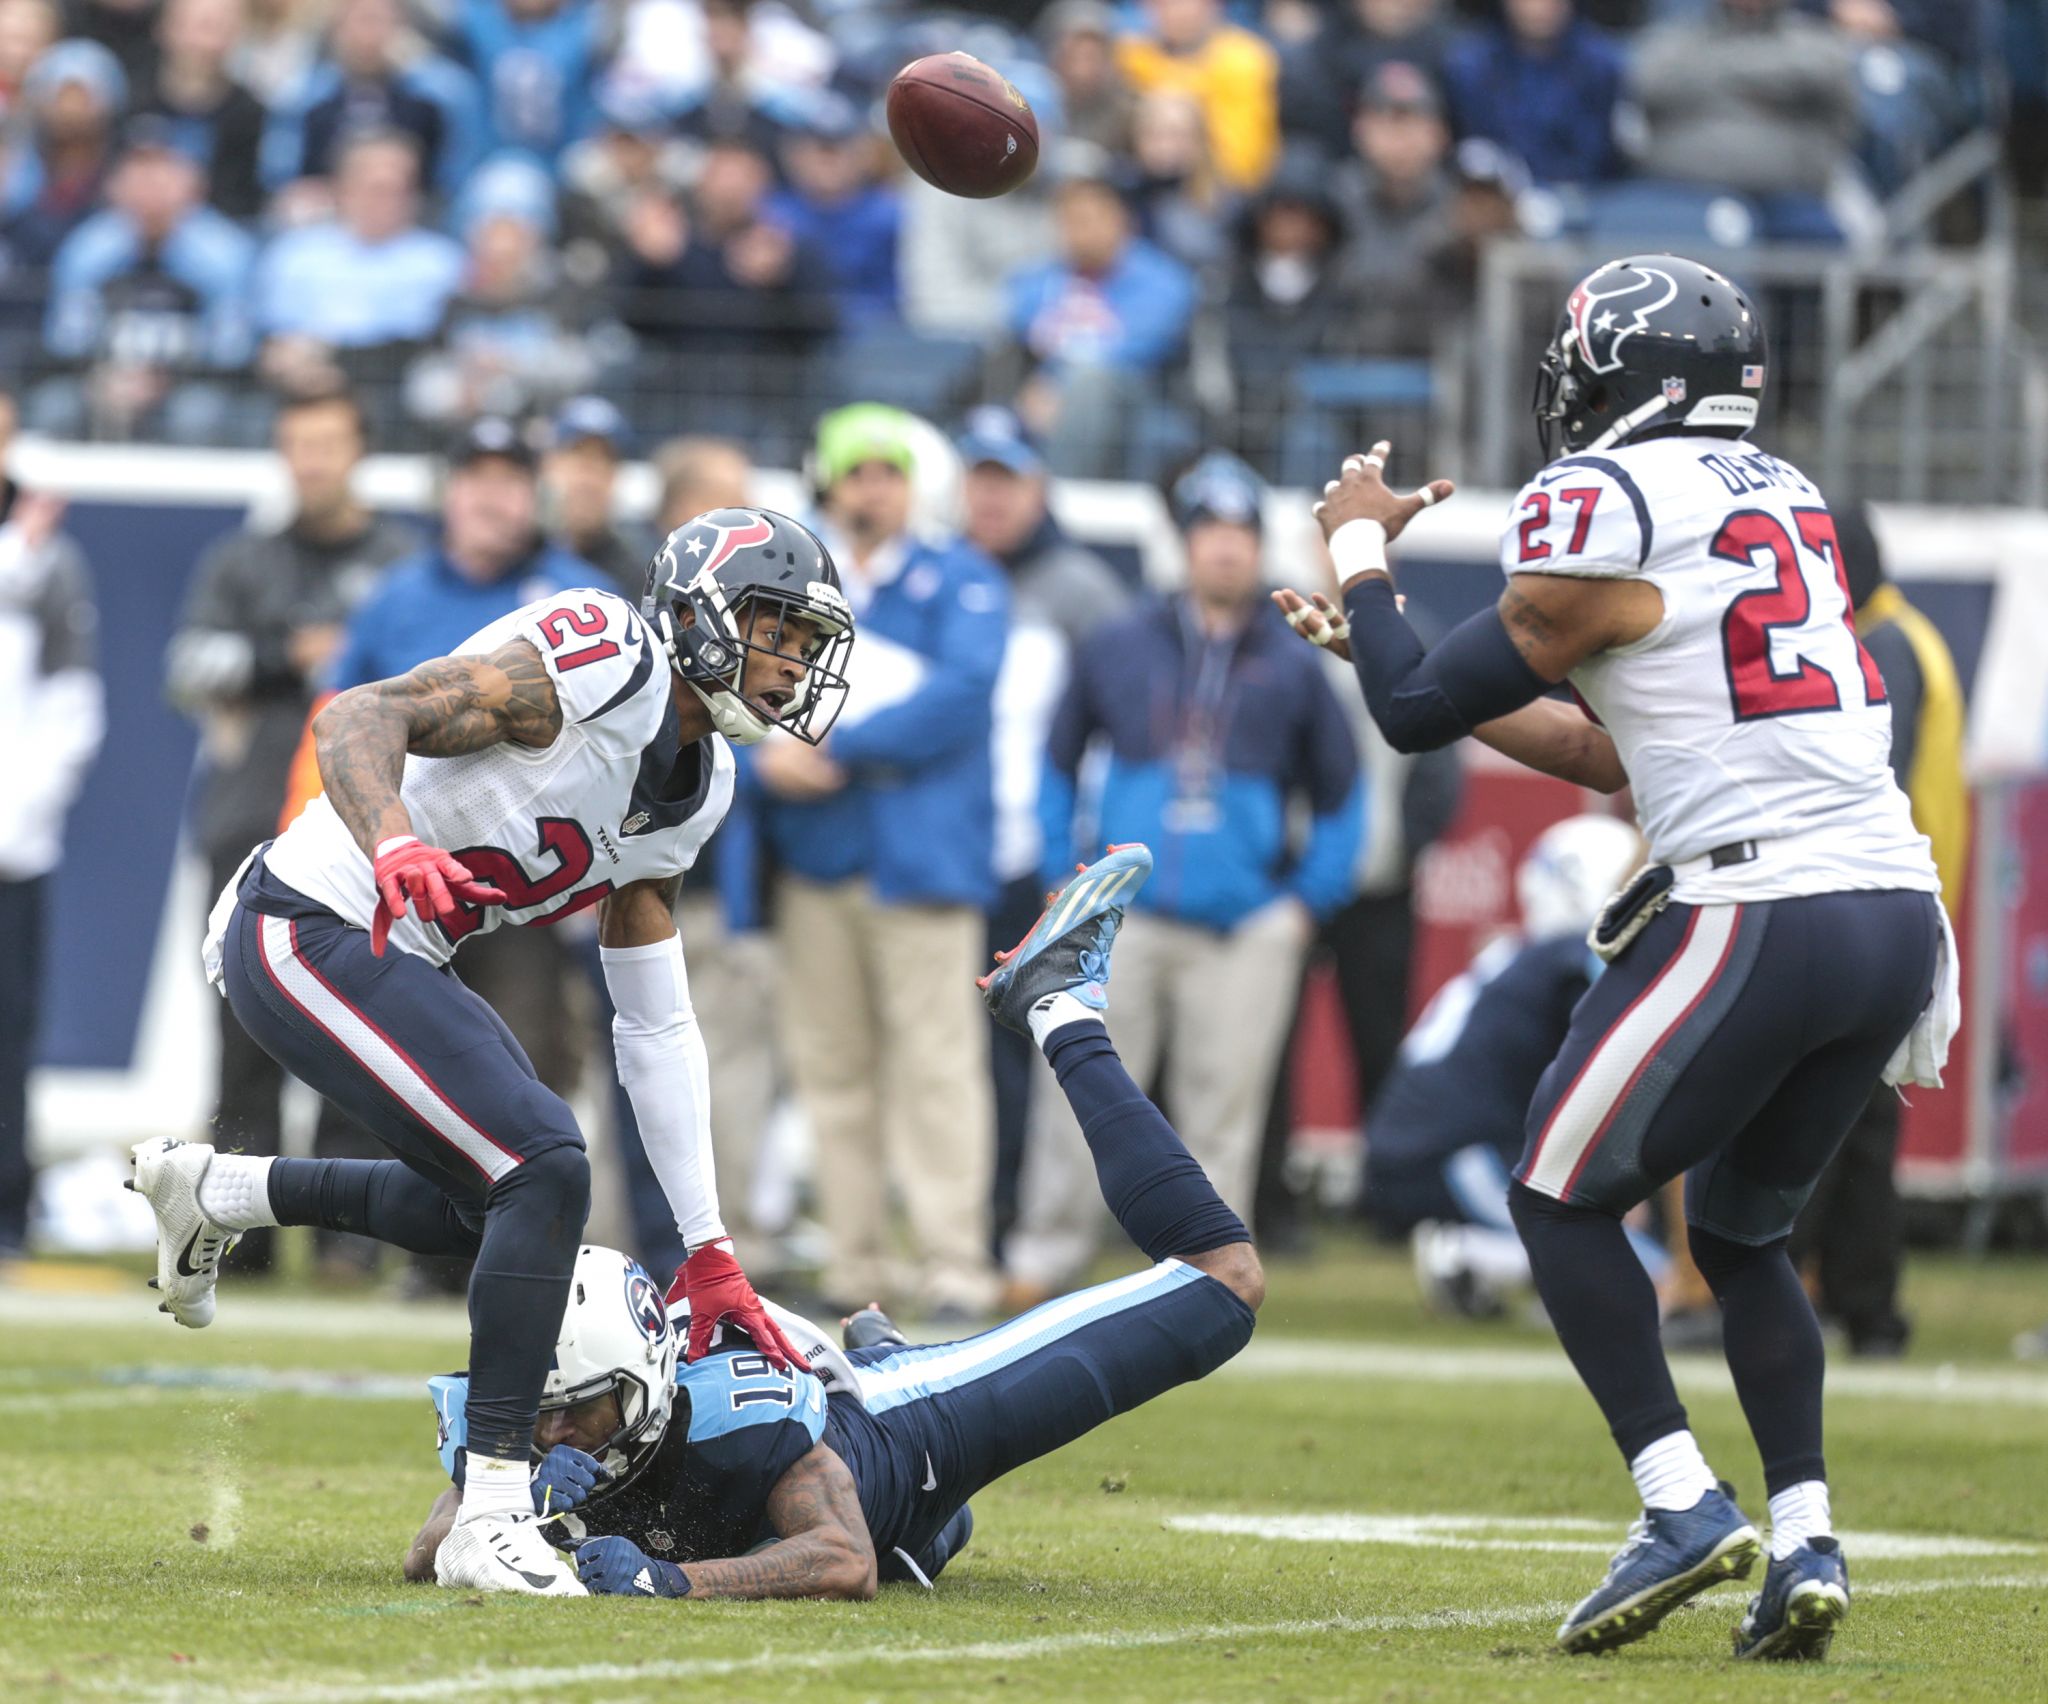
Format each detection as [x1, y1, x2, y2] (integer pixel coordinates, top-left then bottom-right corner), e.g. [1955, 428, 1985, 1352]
[534, 1367, 664, 1488]
[659, 572, 854, 748]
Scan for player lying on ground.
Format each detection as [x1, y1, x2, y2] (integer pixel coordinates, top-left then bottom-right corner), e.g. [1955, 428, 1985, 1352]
[129, 508, 854, 1597]
[1277, 254, 1955, 1662]
[404, 843, 1265, 1600]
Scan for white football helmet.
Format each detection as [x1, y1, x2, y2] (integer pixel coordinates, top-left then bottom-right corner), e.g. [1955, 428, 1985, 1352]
[538, 1245, 680, 1492]
[1517, 815, 1643, 941]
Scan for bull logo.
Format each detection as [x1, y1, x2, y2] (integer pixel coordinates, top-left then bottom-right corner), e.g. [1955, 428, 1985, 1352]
[1566, 264, 1679, 378]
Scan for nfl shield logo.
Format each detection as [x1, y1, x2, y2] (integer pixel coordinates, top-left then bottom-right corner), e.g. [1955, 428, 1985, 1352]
[1662, 376, 1687, 405]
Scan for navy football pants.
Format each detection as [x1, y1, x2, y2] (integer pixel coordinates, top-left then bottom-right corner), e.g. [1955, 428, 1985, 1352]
[222, 857, 591, 1461]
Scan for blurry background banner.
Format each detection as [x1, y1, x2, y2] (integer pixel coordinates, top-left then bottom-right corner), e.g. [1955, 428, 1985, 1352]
[16, 436, 2043, 1210]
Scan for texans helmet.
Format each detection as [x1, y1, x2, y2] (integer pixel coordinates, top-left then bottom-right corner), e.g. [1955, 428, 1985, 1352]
[643, 507, 854, 746]
[1533, 253, 1767, 460]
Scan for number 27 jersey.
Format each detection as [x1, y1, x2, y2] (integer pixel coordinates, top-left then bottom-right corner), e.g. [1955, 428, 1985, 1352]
[1501, 436, 1938, 905]
[263, 589, 733, 965]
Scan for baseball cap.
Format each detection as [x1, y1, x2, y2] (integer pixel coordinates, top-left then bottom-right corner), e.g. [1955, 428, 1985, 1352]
[1359, 60, 1443, 119]
[456, 153, 559, 241]
[956, 405, 1044, 479]
[814, 403, 916, 488]
[448, 415, 538, 473]
[25, 38, 127, 113]
[552, 395, 632, 457]
[1169, 451, 1265, 534]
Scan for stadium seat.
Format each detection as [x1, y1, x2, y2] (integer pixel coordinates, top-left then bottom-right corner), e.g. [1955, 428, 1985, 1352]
[1583, 180, 1762, 251]
[827, 326, 985, 416]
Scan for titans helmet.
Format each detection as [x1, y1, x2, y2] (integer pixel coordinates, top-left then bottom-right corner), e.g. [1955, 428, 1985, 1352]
[1533, 253, 1767, 460]
[1517, 814, 1643, 941]
[644, 507, 855, 746]
[536, 1246, 681, 1497]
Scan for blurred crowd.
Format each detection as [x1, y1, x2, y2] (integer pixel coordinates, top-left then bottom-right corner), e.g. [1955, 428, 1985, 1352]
[0, 0, 2024, 478]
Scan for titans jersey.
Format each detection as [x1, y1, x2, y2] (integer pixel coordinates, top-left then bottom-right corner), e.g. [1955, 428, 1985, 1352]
[430, 1348, 828, 1563]
[262, 589, 732, 966]
[1502, 437, 1938, 905]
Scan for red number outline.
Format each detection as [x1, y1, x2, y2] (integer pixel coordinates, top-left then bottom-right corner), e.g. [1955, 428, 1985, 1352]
[1714, 509, 1888, 720]
[1516, 491, 1552, 563]
[438, 817, 613, 943]
[1793, 508, 1888, 705]
[1559, 487, 1603, 554]
[536, 601, 620, 673]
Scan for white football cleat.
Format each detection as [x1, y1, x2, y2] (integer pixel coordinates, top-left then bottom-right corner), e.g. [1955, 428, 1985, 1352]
[129, 1137, 237, 1329]
[435, 1511, 588, 1597]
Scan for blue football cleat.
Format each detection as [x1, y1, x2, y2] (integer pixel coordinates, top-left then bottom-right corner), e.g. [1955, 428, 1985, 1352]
[1732, 1536, 1850, 1661]
[1556, 1483, 1761, 1654]
[979, 844, 1152, 1034]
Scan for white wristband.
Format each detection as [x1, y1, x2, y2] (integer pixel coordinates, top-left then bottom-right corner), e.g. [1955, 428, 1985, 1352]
[1329, 518, 1389, 582]
[374, 835, 420, 859]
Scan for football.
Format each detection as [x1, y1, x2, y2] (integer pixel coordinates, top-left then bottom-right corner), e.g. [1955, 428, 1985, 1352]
[886, 51, 1039, 200]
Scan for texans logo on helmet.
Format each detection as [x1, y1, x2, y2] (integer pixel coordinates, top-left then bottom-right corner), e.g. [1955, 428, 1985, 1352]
[684, 513, 775, 580]
[1566, 263, 1680, 377]
[624, 1266, 667, 1342]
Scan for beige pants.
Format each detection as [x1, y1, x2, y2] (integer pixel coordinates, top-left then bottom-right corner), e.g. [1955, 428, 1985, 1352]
[776, 875, 997, 1312]
[1004, 904, 1306, 1290]
[674, 892, 780, 1269]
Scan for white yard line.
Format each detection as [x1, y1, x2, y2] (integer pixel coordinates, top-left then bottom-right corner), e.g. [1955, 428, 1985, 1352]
[103, 1573, 2048, 1704]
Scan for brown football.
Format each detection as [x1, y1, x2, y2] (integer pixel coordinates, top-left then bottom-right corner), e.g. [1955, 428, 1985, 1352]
[886, 51, 1039, 200]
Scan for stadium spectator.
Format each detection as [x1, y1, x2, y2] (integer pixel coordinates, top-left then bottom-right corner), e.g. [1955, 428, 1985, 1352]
[0, 0, 60, 130]
[66, 0, 157, 89]
[1005, 451, 1360, 1304]
[7, 39, 126, 270]
[1115, 0, 1280, 191]
[764, 91, 901, 330]
[253, 130, 466, 410]
[133, 0, 267, 220]
[406, 154, 606, 430]
[0, 387, 102, 1261]
[754, 403, 1007, 1320]
[35, 117, 256, 443]
[1040, 0, 1133, 156]
[558, 82, 695, 286]
[163, 388, 415, 1278]
[1004, 156, 1196, 477]
[541, 393, 647, 596]
[230, 0, 322, 107]
[1332, 60, 1456, 359]
[263, 0, 485, 203]
[1440, 0, 1625, 184]
[1124, 88, 1234, 277]
[898, 158, 1056, 341]
[445, 0, 605, 167]
[1630, 0, 1860, 239]
[1788, 501, 1966, 1357]
[659, 0, 820, 154]
[955, 404, 1131, 1247]
[1279, 0, 1455, 158]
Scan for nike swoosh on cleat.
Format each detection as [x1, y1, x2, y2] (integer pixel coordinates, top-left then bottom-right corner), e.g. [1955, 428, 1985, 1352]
[515, 1568, 557, 1589]
[174, 1228, 210, 1278]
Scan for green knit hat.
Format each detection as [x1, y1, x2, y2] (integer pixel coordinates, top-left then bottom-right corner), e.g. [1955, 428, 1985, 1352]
[814, 402, 917, 489]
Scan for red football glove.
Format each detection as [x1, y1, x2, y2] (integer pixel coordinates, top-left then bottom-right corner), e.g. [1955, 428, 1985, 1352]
[369, 835, 506, 956]
[666, 1238, 810, 1372]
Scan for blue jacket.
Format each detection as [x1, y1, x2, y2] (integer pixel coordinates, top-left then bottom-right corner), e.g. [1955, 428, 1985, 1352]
[1441, 21, 1625, 185]
[1041, 596, 1363, 930]
[45, 206, 257, 368]
[328, 543, 596, 690]
[1005, 238, 1196, 374]
[757, 533, 1009, 909]
[763, 184, 902, 328]
[449, 0, 604, 164]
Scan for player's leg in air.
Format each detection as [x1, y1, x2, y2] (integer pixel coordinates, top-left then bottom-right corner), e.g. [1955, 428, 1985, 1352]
[1508, 891, 1939, 1657]
[822, 844, 1263, 1586]
[130, 861, 593, 1597]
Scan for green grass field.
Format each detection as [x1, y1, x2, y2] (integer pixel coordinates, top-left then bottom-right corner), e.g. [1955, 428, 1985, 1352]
[4, 1240, 2042, 1702]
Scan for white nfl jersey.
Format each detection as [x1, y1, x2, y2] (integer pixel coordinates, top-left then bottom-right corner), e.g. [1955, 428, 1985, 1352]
[262, 589, 733, 964]
[1500, 436, 1939, 905]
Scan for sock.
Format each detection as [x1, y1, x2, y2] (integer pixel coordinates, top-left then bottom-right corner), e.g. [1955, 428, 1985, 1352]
[1630, 1429, 1718, 1512]
[1042, 1019, 1247, 1261]
[1027, 990, 1099, 1051]
[197, 1153, 280, 1231]
[458, 1452, 533, 1522]
[1767, 1479, 1832, 1559]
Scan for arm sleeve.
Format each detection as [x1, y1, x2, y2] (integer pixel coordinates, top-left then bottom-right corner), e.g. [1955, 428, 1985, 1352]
[827, 562, 1008, 770]
[1341, 578, 1552, 754]
[602, 932, 727, 1252]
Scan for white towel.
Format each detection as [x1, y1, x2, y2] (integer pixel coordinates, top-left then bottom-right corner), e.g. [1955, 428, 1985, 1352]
[1883, 900, 1961, 1090]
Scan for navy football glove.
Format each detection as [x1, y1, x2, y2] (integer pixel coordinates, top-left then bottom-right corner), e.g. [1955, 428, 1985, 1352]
[575, 1535, 691, 1597]
[531, 1445, 610, 1517]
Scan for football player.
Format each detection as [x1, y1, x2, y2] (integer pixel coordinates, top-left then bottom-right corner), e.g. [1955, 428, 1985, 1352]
[1278, 254, 1954, 1661]
[403, 844, 1266, 1601]
[129, 508, 854, 1596]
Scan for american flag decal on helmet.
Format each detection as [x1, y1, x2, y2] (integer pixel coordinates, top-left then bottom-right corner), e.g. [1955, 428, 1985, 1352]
[1741, 365, 1766, 388]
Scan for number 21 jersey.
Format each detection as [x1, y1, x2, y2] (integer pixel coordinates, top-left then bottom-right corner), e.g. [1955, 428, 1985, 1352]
[264, 589, 733, 965]
[1501, 436, 1938, 905]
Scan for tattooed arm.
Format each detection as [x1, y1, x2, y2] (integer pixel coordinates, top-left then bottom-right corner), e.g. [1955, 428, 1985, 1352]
[647, 1445, 877, 1602]
[313, 639, 562, 857]
[1493, 575, 1663, 682]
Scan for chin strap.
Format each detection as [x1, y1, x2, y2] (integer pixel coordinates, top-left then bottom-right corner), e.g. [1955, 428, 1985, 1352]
[686, 675, 772, 745]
